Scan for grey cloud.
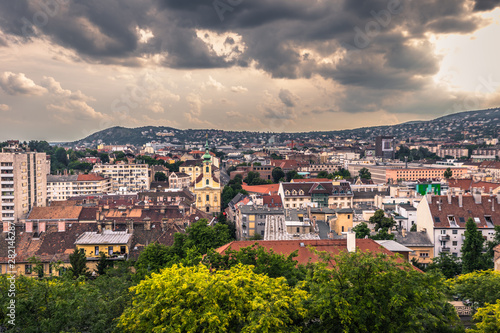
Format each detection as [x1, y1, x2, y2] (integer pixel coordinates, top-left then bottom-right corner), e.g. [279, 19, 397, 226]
[279, 89, 299, 107]
[473, 0, 500, 11]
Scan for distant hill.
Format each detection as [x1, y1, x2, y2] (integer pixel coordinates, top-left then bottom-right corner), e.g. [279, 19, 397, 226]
[69, 107, 500, 146]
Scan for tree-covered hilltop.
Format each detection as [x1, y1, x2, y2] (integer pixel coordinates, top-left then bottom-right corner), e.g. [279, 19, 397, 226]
[68, 107, 500, 146]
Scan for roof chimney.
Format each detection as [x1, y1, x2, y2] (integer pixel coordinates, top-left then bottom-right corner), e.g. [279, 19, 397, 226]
[25, 221, 33, 233]
[458, 191, 463, 208]
[58, 221, 65, 232]
[473, 191, 482, 204]
[347, 230, 356, 253]
[447, 191, 452, 205]
[402, 228, 407, 238]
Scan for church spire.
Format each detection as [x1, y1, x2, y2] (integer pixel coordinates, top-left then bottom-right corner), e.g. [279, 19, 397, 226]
[203, 133, 211, 162]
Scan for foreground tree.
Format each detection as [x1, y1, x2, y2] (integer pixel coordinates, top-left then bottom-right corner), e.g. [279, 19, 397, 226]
[471, 300, 500, 332]
[462, 218, 487, 273]
[304, 250, 461, 332]
[203, 244, 307, 286]
[117, 264, 308, 332]
[427, 252, 462, 279]
[449, 270, 500, 311]
[68, 248, 90, 279]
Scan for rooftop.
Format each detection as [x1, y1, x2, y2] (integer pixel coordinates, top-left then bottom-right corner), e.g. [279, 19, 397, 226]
[75, 230, 132, 245]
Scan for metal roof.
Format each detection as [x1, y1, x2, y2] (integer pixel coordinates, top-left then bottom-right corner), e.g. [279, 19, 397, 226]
[374, 240, 413, 252]
[75, 230, 132, 245]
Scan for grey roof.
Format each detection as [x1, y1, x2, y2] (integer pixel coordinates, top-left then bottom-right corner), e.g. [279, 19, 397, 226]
[398, 203, 417, 211]
[336, 208, 354, 214]
[74, 230, 132, 245]
[375, 240, 413, 252]
[47, 175, 78, 182]
[240, 205, 284, 215]
[393, 231, 434, 247]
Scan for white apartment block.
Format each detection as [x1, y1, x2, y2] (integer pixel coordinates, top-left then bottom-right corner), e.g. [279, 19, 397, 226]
[0, 152, 49, 222]
[92, 164, 150, 192]
[47, 174, 112, 201]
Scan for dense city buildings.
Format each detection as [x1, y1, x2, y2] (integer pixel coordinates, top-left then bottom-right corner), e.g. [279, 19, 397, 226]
[92, 163, 150, 192]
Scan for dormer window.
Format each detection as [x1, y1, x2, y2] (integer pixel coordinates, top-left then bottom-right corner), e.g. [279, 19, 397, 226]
[285, 190, 290, 195]
[292, 190, 297, 195]
[299, 190, 304, 195]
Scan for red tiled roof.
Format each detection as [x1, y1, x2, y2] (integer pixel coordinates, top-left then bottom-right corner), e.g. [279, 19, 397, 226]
[242, 184, 280, 195]
[215, 239, 398, 266]
[263, 195, 282, 208]
[448, 179, 500, 193]
[428, 195, 500, 228]
[77, 173, 105, 181]
[28, 206, 83, 220]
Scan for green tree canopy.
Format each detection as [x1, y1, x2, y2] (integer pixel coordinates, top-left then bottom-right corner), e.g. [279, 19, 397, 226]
[449, 270, 500, 311]
[272, 167, 285, 183]
[462, 217, 488, 273]
[427, 252, 462, 279]
[305, 250, 461, 332]
[444, 167, 453, 179]
[68, 248, 90, 279]
[369, 209, 395, 232]
[352, 222, 371, 239]
[117, 264, 308, 333]
[203, 244, 307, 286]
[358, 167, 371, 179]
[154, 171, 167, 181]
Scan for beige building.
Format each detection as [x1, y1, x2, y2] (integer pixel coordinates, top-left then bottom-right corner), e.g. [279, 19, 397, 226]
[0, 152, 48, 222]
[92, 163, 149, 192]
[47, 173, 112, 201]
[168, 172, 191, 189]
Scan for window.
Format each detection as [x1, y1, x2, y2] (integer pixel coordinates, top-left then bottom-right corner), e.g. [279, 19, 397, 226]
[474, 217, 480, 223]
[108, 247, 113, 256]
[452, 230, 458, 234]
[452, 241, 458, 246]
[452, 253, 458, 257]
[25, 264, 32, 274]
[419, 252, 429, 257]
[434, 216, 441, 223]
[342, 226, 345, 232]
[120, 246, 126, 254]
[206, 194, 209, 201]
[459, 217, 465, 223]
[296, 227, 300, 233]
[206, 179, 209, 185]
[206, 166, 209, 173]
[347, 215, 350, 219]
[95, 246, 99, 256]
[440, 230, 446, 234]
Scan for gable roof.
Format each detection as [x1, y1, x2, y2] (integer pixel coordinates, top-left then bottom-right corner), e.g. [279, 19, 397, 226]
[77, 173, 106, 182]
[427, 194, 500, 228]
[27, 206, 83, 220]
[242, 184, 280, 195]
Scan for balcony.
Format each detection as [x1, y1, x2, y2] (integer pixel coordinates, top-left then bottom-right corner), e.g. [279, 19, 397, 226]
[440, 247, 451, 252]
[1, 181, 14, 186]
[439, 235, 450, 241]
[0, 166, 13, 171]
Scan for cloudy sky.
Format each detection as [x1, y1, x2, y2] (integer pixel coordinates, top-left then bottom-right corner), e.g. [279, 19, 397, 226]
[0, 0, 499, 141]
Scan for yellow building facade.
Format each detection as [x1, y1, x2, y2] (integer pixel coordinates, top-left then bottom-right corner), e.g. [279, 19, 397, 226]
[192, 140, 221, 214]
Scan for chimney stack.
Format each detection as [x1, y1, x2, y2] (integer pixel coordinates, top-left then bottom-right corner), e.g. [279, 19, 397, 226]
[447, 191, 452, 205]
[402, 228, 407, 238]
[347, 230, 356, 253]
[459, 191, 463, 208]
[58, 221, 65, 232]
[473, 191, 482, 204]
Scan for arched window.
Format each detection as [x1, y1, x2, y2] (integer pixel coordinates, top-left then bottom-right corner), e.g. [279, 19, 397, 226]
[206, 194, 210, 201]
[206, 179, 209, 185]
[206, 166, 209, 173]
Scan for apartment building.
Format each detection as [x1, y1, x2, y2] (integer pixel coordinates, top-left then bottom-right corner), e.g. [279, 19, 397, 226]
[278, 181, 353, 209]
[0, 152, 48, 222]
[417, 193, 500, 258]
[386, 167, 468, 182]
[47, 173, 112, 201]
[92, 163, 149, 192]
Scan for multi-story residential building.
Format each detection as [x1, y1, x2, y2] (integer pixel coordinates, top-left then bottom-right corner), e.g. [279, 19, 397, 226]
[92, 163, 150, 192]
[385, 167, 469, 182]
[0, 152, 48, 222]
[47, 174, 112, 201]
[393, 230, 434, 267]
[278, 181, 353, 209]
[168, 172, 191, 189]
[237, 205, 284, 240]
[417, 192, 500, 258]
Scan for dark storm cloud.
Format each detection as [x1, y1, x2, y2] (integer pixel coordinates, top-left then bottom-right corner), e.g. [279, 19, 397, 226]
[279, 89, 298, 107]
[0, 0, 497, 114]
